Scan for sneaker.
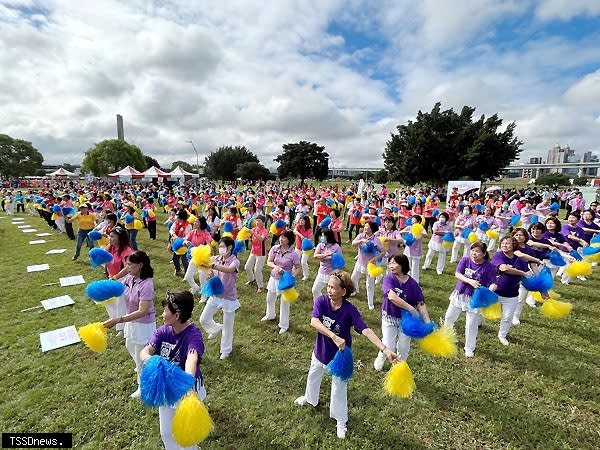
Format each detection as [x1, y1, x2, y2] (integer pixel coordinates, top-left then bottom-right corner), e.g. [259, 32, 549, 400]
[373, 352, 386, 371]
[368, 305, 375, 310]
[173, 270, 182, 276]
[336, 423, 347, 439]
[256, 288, 264, 293]
[130, 388, 141, 399]
[219, 353, 229, 360]
[279, 328, 288, 334]
[577, 276, 587, 281]
[261, 315, 275, 322]
[464, 351, 474, 358]
[244, 280, 256, 286]
[512, 317, 521, 326]
[525, 296, 537, 308]
[302, 277, 309, 281]
[436, 271, 443, 275]
[294, 395, 308, 406]
[71, 255, 78, 261]
[498, 336, 509, 346]
[207, 330, 220, 340]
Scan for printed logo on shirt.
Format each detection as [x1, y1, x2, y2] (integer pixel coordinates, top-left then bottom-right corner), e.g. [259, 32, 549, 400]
[322, 315, 341, 335]
[393, 287, 405, 299]
[160, 342, 177, 361]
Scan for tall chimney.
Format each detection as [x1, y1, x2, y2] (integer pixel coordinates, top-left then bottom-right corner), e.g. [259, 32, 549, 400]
[116, 114, 124, 140]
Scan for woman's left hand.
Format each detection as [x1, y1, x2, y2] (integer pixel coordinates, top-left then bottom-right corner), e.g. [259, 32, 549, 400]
[384, 348, 400, 364]
[103, 318, 119, 329]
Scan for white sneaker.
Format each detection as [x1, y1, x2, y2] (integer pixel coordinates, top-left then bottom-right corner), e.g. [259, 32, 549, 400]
[302, 277, 309, 281]
[294, 396, 308, 406]
[436, 271, 443, 275]
[219, 353, 229, 360]
[374, 352, 386, 371]
[512, 317, 521, 326]
[207, 330, 220, 340]
[190, 287, 199, 295]
[130, 388, 141, 399]
[498, 336, 509, 346]
[464, 351, 474, 358]
[368, 305, 375, 310]
[577, 276, 587, 281]
[261, 315, 275, 322]
[525, 296, 537, 308]
[279, 328, 288, 334]
[336, 422, 347, 439]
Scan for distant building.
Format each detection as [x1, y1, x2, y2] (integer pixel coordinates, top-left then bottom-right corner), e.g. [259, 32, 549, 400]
[328, 168, 382, 179]
[529, 157, 543, 164]
[505, 144, 599, 178]
[547, 144, 575, 164]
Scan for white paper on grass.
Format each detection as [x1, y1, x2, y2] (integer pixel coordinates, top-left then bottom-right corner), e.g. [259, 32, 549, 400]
[27, 264, 50, 272]
[59, 275, 85, 287]
[46, 249, 67, 254]
[22, 229, 38, 233]
[11, 219, 24, 223]
[36, 232, 52, 237]
[40, 325, 81, 352]
[29, 240, 47, 245]
[41, 295, 75, 310]
[17, 225, 32, 229]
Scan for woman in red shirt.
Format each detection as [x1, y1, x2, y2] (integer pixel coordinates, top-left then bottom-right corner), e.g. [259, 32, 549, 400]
[244, 216, 269, 293]
[104, 227, 133, 335]
[183, 216, 213, 297]
[293, 215, 314, 281]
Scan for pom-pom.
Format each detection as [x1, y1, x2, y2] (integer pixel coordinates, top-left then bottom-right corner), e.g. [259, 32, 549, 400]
[275, 219, 287, 229]
[172, 392, 214, 446]
[223, 222, 234, 233]
[52, 204, 61, 213]
[411, 223, 424, 238]
[51, 213, 58, 221]
[467, 232, 478, 243]
[278, 272, 296, 291]
[62, 207, 75, 216]
[191, 245, 212, 268]
[98, 236, 109, 246]
[88, 230, 102, 241]
[237, 226, 251, 241]
[148, 210, 155, 218]
[360, 241, 376, 253]
[317, 216, 332, 229]
[408, 196, 416, 205]
[470, 286, 498, 308]
[187, 215, 196, 224]
[378, 235, 389, 250]
[186, 245, 195, 262]
[141, 209, 148, 218]
[564, 261, 592, 277]
[367, 262, 385, 278]
[331, 253, 346, 269]
[165, 220, 173, 230]
[582, 246, 600, 256]
[232, 240, 245, 256]
[403, 233, 415, 247]
[486, 229, 499, 239]
[509, 214, 521, 227]
[201, 277, 224, 298]
[88, 248, 113, 269]
[78, 322, 108, 353]
[353, 210, 360, 218]
[281, 287, 300, 302]
[404, 218, 413, 227]
[124, 214, 134, 224]
[548, 251, 566, 266]
[475, 204, 484, 212]
[532, 289, 560, 303]
[442, 232, 455, 243]
[326, 347, 354, 382]
[461, 228, 472, 239]
[417, 324, 457, 357]
[530, 215, 539, 223]
[432, 209, 440, 217]
[480, 302, 501, 320]
[521, 267, 553, 292]
[86, 280, 125, 303]
[140, 356, 196, 407]
[134, 219, 143, 230]
[301, 238, 314, 251]
[171, 238, 185, 253]
[569, 250, 583, 261]
[478, 221, 490, 231]
[384, 361, 416, 398]
[221, 231, 233, 238]
[540, 299, 573, 320]
[401, 313, 436, 339]
[550, 202, 559, 211]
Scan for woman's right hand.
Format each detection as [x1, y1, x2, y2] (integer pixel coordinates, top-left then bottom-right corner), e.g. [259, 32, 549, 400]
[332, 335, 346, 351]
[470, 280, 481, 289]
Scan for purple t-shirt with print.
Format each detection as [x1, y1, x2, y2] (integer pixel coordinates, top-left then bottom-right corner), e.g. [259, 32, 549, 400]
[455, 257, 497, 297]
[149, 324, 204, 382]
[122, 274, 155, 323]
[312, 295, 368, 365]
[491, 252, 529, 298]
[381, 274, 424, 318]
[561, 224, 586, 249]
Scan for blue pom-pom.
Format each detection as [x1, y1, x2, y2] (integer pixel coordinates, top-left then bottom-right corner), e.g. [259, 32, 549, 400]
[88, 230, 102, 241]
[591, 234, 600, 244]
[331, 252, 346, 269]
[548, 251, 566, 266]
[141, 210, 148, 218]
[124, 214, 134, 224]
[509, 214, 521, 226]
[470, 286, 498, 308]
[550, 202, 559, 211]
[530, 215, 539, 223]
[353, 210, 360, 218]
[326, 348, 354, 382]
[186, 245, 195, 261]
[401, 313, 436, 338]
[232, 240, 245, 256]
[171, 237, 185, 252]
[116, 211, 122, 220]
[408, 196, 416, 205]
[217, 201, 223, 207]
[301, 238, 314, 251]
[432, 209, 440, 217]
[275, 219, 287, 229]
[326, 199, 334, 206]
[404, 218, 413, 227]
[360, 241, 376, 253]
[62, 207, 75, 216]
[442, 232, 455, 243]
[166, 220, 173, 230]
[582, 246, 600, 256]
[569, 250, 583, 261]
[461, 228, 473, 239]
[140, 355, 196, 407]
[85, 280, 125, 302]
[201, 276, 225, 297]
[374, 216, 381, 225]
[89, 248, 113, 269]
[475, 204, 484, 212]
[393, 207, 399, 213]
[478, 221, 490, 231]
[278, 271, 296, 291]
[403, 233, 415, 246]
[319, 216, 332, 229]
[223, 222, 234, 232]
[52, 204, 61, 213]
[521, 267, 553, 292]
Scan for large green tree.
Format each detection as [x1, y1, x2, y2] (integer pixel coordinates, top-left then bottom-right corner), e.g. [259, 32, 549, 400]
[144, 155, 161, 169]
[384, 103, 523, 185]
[81, 139, 146, 176]
[275, 141, 329, 185]
[0, 134, 44, 178]
[204, 146, 259, 180]
[170, 160, 195, 172]
[235, 162, 272, 181]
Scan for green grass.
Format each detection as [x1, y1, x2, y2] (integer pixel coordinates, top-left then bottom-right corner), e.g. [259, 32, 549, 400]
[0, 211, 599, 449]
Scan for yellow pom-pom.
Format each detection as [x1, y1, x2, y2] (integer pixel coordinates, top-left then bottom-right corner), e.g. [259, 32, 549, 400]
[240, 207, 247, 214]
[417, 324, 457, 357]
[486, 230, 499, 239]
[367, 262, 385, 278]
[531, 290, 560, 303]
[78, 322, 108, 353]
[134, 219, 143, 230]
[468, 232, 478, 244]
[172, 392, 214, 447]
[378, 235, 389, 250]
[442, 241, 453, 249]
[176, 246, 188, 256]
[564, 261, 592, 278]
[514, 221, 522, 228]
[96, 296, 117, 305]
[360, 217, 366, 226]
[384, 361, 416, 398]
[148, 210, 155, 218]
[302, 249, 313, 256]
[287, 201, 295, 207]
[221, 231, 233, 238]
[411, 223, 424, 239]
[165, 205, 171, 212]
[210, 240, 217, 247]
[98, 236, 109, 247]
[187, 215, 196, 224]
[237, 226, 251, 241]
[540, 299, 573, 319]
[480, 302, 501, 320]
[50, 213, 57, 220]
[281, 287, 299, 302]
[191, 245, 212, 268]
[269, 223, 278, 235]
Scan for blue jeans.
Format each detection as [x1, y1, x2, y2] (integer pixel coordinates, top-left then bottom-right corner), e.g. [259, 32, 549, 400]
[75, 229, 93, 258]
[129, 229, 138, 250]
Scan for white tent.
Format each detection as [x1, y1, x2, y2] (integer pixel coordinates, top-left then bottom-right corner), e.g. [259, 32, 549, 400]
[141, 166, 170, 178]
[168, 166, 198, 179]
[49, 167, 77, 178]
[107, 166, 144, 179]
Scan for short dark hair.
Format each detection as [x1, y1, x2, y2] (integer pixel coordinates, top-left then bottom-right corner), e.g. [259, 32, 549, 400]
[366, 220, 379, 233]
[281, 230, 295, 246]
[220, 236, 234, 251]
[469, 241, 490, 260]
[321, 228, 336, 244]
[389, 254, 410, 274]
[127, 250, 153, 279]
[177, 210, 189, 221]
[162, 291, 194, 322]
[330, 270, 355, 299]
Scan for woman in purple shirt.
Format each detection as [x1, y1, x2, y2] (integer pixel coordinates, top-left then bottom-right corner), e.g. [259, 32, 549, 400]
[104, 250, 156, 398]
[263, 230, 301, 334]
[557, 212, 589, 284]
[423, 212, 452, 275]
[294, 270, 399, 440]
[511, 228, 545, 325]
[491, 237, 530, 346]
[311, 228, 343, 300]
[198, 236, 241, 360]
[350, 220, 385, 310]
[374, 254, 430, 370]
[578, 209, 600, 243]
[444, 242, 497, 357]
[141, 291, 205, 450]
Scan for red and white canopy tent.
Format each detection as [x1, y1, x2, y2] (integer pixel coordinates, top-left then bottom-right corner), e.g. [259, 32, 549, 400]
[167, 166, 198, 179]
[49, 167, 78, 178]
[141, 166, 170, 178]
[107, 166, 144, 179]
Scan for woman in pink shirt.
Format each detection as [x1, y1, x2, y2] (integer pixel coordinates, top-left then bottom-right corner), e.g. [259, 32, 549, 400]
[245, 215, 269, 293]
[103, 226, 133, 335]
[294, 215, 314, 281]
[183, 216, 214, 298]
[311, 229, 343, 300]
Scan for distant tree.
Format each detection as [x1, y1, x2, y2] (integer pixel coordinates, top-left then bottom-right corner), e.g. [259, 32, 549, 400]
[62, 163, 76, 172]
[572, 176, 589, 186]
[235, 162, 272, 181]
[81, 139, 145, 176]
[384, 102, 523, 185]
[535, 173, 571, 187]
[275, 141, 329, 185]
[0, 134, 44, 178]
[169, 160, 195, 173]
[204, 146, 259, 180]
[144, 155, 161, 169]
[373, 169, 389, 184]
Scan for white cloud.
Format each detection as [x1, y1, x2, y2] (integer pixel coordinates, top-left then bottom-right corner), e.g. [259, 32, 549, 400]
[536, 0, 600, 20]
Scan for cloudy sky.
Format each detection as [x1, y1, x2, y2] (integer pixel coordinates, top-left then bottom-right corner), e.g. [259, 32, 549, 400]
[1, 0, 600, 170]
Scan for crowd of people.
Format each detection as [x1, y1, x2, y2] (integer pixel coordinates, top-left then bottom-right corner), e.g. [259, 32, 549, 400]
[3, 179, 598, 445]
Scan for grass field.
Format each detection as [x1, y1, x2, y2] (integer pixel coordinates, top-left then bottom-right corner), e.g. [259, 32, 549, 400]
[0, 211, 598, 450]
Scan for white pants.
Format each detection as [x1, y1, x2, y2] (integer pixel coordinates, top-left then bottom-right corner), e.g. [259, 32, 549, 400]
[350, 262, 375, 309]
[266, 277, 291, 330]
[498, 295, 519, 339]
[199, 301, 236, 356]
[300, 251, 310, 279]
[125, 340, 146, 387]
[159, 384, 207, 450]
[303, 352, 348, 425]
[513, 286, 528, 321]
[423, 248, 447, 274]
[55, 216, 66, 233]
[184, 262, 208, 295]
[444, 304, 481, 354]
[311, 272, 330, 301]
[104, 294, 126, 332]
[407, 256, 421, 283]
[377, 321, 411, 361]
[244, 254, 266, 288]
[450, 239, 469, 263]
